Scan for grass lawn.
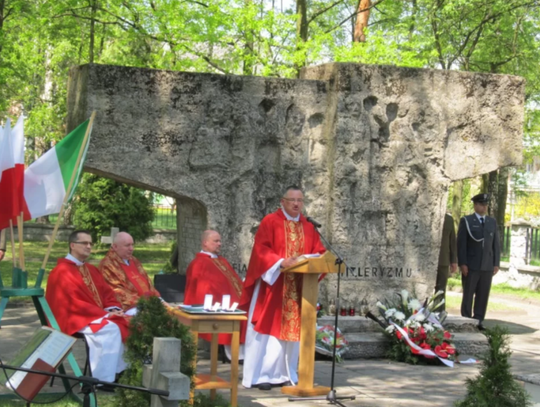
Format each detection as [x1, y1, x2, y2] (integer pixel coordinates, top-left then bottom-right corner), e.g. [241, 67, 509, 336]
[445, 292, 519, 311]
[447, 275, 540, 303]
[27, 207, 177, 231]
[0, 394, 116, 407]
[0, 392, 233, 407]
[0, 241, 172, 299]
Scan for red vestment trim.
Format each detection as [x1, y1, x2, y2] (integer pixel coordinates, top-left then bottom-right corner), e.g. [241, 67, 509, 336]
[281, 220, 304, 341]
[240, 209, 326, 341]
[99, 249, 160, 310]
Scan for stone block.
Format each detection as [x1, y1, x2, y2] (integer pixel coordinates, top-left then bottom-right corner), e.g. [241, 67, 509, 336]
[67, 62, 524, 307]
[451, 332, 489, 355]
[317, 315, 383, 333]
[155, 372, 190, 401]
[344, 332, 390, 358]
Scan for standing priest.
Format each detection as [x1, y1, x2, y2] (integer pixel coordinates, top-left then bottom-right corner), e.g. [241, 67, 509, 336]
[240, 186, 326, 390]
[183, 230, 245, 360]
[46, 230, 129, 384]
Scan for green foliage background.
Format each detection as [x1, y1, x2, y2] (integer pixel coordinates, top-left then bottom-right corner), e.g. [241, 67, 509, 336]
[1, 0, 540, 222]
[72, 174, 155, 242]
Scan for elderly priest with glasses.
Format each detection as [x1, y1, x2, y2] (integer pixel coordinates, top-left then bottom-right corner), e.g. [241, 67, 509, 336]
[46, 230, 130, 384]
[240, 186, 326, 391]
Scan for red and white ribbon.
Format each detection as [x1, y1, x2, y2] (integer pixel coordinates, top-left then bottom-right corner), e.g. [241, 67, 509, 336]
[391, 322, 454, 367]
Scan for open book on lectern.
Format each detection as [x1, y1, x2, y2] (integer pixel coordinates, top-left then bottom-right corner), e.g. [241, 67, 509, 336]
[2, 326, 76, 391]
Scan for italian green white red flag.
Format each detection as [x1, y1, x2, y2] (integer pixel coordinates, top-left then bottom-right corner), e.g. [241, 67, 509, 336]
[21, 119, 92, 223]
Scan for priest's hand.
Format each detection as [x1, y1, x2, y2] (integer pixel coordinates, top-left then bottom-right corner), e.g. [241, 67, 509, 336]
[281, 257, 298, 269]
[493, 266, 499, 276]
[460, 265, 468, 277]
[0, 249, 5, 261]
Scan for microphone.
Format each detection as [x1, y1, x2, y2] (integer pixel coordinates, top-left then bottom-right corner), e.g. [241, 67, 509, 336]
[306, 217, 322, 228]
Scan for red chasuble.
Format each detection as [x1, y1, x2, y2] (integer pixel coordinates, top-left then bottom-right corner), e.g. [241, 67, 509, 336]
[45, 258, 130, 341]
[184, 253, 246, 345]
[99, 249, 161, 311]
[240, 209, 326, 341]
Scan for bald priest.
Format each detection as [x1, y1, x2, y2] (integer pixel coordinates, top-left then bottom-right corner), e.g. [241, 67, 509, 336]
[183, 230, 246, 360]
[99, 232, 165, 316]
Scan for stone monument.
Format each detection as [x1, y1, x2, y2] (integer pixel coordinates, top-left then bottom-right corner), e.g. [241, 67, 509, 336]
[66, 62, 524, 306]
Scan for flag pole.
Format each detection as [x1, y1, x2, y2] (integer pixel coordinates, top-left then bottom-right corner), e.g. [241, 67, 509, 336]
[9, 219, 16, 269]
[40, 111, 96, 272]
[17, 213, 25, 272]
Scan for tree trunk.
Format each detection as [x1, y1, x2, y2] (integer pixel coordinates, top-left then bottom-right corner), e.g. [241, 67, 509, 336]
[497, 167, 508, 227]
[89, 0, 97, 63]
[0, 0, 5, 55]
[243, 0, 255, 75]
[481, 170, 499, 219]
[408, 0, 417, 41]
[296, 0, 308, 42]
[487, 170, 498, 218]
[353, 0, 371, 42]
[452, 180, 463, 231]
[294, 0, 308, 76]
[0, 0, 5, 30]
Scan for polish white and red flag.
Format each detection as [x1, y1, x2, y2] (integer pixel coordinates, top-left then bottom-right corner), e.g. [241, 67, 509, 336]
[0, 116, 26, 229]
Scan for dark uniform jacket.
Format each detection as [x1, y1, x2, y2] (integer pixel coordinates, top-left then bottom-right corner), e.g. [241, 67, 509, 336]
[457, 214, 500, 271]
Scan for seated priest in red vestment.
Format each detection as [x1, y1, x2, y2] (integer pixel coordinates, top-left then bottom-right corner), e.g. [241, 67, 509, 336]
[184, 230, 246, 360]
[240, 186, 326, 390]
[99, 232, 165, 315]
[46, 230, 130, 384]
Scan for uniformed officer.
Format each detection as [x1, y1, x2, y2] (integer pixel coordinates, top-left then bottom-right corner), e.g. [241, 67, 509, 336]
[436, 213, 457, 311]
[457, 193, 500, 329]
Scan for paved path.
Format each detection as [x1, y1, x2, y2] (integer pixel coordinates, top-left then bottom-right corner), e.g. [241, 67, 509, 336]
[0, 291, 538, 406]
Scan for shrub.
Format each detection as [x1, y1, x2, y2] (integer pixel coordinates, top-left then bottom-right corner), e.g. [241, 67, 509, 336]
[115, 296, 196, 407]
[72, 174, 155, 242]
[455, 325, 531, 407]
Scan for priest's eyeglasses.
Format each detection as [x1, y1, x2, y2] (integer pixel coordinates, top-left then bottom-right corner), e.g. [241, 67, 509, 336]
[73, 241, 94, 247]
[282, 198, 304, 203]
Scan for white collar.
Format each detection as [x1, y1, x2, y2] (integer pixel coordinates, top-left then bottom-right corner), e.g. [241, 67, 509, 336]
[66, 253, 85, 266]
[200, 250, 218, 259]
[123, 259, 130, 266]
[281, 206, 300, 221]
[475, 213, 485, 222]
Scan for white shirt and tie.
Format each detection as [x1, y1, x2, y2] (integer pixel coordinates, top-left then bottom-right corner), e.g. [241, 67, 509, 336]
[475, 213, 485, 225]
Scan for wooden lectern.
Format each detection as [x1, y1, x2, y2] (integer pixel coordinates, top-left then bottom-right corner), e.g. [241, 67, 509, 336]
[281, 251, 340, 397]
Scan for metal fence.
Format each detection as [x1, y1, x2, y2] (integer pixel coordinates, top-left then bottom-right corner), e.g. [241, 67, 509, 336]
[525, 226, 540, 262]
[499, 225, 510, 258]
[153, 205, 177, 230]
